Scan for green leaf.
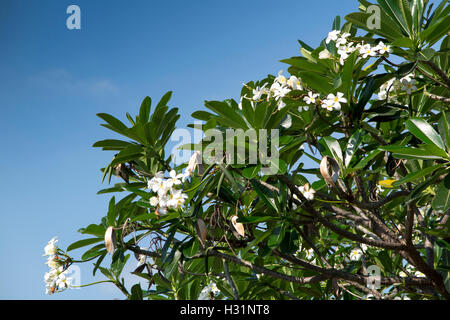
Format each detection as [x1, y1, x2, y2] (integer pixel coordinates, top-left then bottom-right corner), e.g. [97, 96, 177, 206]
[421, 15, 450, 45]
[67, 238, 103, 252]
[267, 223, 286, 249]
[345, 12, 403, 39]
[92, 139, 134, 150]
[130, 283, 143, 300]
[242, 165, 261, 179]
[161, 229, 176, 264]
[297, 71, 333, 93]
[405, 118, 446, 150]
[281, 57, 328, 73]
[280, 229, 299, 254]
[237, 215, 279, 224]
[97, 113, 128, 134]
[321, 136, 343, 164]
[107, 196, 116, 226]
[344, 130, 363, 167]
[432, 174, 450, 212]
[340, 51, 358, 98]
[379, 145, 444, 160]
[266, 159, 288, 175]
[78, 224, 106, 237]
[138, 96, 152, 125]
[205, 100, 248, 129]
[377, 0, 411, 36]
[111, 250, 130, 277]
[81, 245, 106, 261]
[438, 112, 450, 150]
[164, 250, 182, 279]
[182, 238, 200, 258]
[250, 179, 278, 213]
[393, 163, 445, 187]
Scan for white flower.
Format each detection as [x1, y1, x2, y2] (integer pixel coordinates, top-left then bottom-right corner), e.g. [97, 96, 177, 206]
[44, 269, 59, 284]
[400, 78, 417, 94]
[337, 42, 356, 65]
[298, 183, 316, 201]
[149, 196, 158, 207]
[360, 244, 368, 252]
[359, 44, 376, 58]
[375, 41, 392, 55]
[185, 151, 202, 178]
[157, 206, 168, 215]
[326, 30, 340, 44]
[287, 76, 302, 90]
[275, 70, 287, 85]
[46, 284, 56, 295]
[374, 184, 383, 196]
[326, 92, 347, 110]
[136, 246, 150, 267]
[394, 295, 411, 300]
[165, 170, 184, 188]
[44, 237, 58, 256]
[148, 177, 170, 197]
[319, 49, 332, 59]
[270, 82, 291, 101]
[414, 271, 426, 278]
[399, 271, 408, 277]
[158, 194, 170, 208]
[45, 256, 62, 270]
[377, 78, 399, 100]
[304, 92, 318, 104]
[238, 94, 245, 110]
[321, 99, 336, 111]
[277, 99, 287, 110]
[198, 282, 221, 300]
[56, 273, 72, 290]
[305, 248, 314, 259]
[349, 248, 362, 261]
[336, 32, 351, 46]
[252, 83, 268, 101]
[167, 189, 188, 209]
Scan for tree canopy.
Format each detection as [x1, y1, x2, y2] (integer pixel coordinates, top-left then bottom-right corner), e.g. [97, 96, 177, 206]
[44, 0, 450, 300]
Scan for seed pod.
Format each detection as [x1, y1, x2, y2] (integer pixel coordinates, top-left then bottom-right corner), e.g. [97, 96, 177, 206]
[104, 226, 116, 253]
[320, 156, 339, 187]
[231, 215, 245, 238]
[196, 218, 207, 247]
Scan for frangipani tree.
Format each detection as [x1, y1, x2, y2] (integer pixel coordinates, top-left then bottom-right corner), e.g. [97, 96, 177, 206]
[44, 0, 450, 300]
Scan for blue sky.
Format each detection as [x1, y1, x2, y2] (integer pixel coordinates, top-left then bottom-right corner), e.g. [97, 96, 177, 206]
[0, 0, 371, 299]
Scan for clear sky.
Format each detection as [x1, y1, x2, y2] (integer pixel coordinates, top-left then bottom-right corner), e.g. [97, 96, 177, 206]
[1, 0, 375, 299]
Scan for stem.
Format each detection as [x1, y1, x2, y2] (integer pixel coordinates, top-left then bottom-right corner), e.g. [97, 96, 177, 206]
[71, 280, 114, 288]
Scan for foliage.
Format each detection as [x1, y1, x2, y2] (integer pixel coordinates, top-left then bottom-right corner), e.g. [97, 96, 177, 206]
[48, 0, 450, 300]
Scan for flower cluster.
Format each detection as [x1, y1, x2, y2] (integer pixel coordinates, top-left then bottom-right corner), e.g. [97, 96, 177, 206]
[377, 73, 417, 100]
[298, 90, 347, 113]
[322, 30, 392, 65]
[43, 237, 72, 295]
[198, 281, 221, 300]
[147, 170, 188, 215]
[241, 71, 302, 111]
